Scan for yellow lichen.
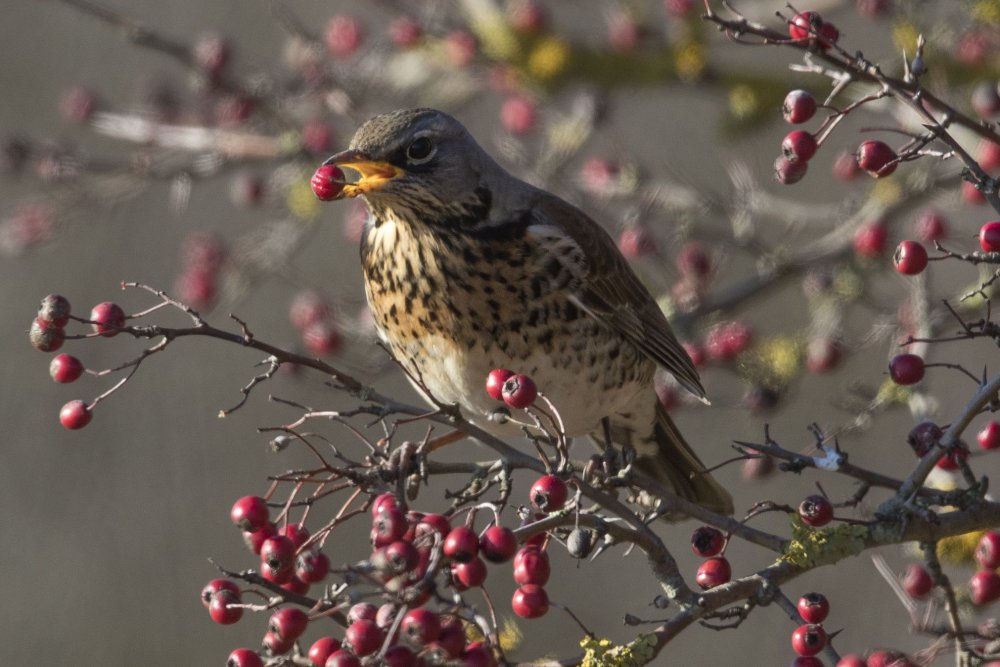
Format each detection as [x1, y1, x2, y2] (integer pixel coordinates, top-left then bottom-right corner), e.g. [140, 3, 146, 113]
[581, 634, 657, 667]
[780, 516, 873, 568]
[728, 84, 760, 119]
[673, 40, 706, 82]
[891, 21, 920, 54]
[527, 37, 570, 81]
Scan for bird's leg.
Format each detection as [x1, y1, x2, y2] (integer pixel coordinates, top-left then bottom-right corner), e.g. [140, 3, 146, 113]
[600, 417, 619, 478]
[424, 429, 466, 453]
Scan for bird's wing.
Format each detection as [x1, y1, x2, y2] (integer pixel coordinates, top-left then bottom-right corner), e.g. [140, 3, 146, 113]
[529, 194, 707, 401]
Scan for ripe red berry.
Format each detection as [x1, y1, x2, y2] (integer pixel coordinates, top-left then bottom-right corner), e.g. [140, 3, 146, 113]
[303, 319, 341, 356]
[798, 495, 834, 527]
[976, 531, 1000, 569]
[782, 90, 818, 124]
[311, 164, 346, 201]
[415, 513, 451, 542]
[260, 535, 296, 583]
[325, 650, 362, 667]
[791, 658, 824, 667]
[90, 301, 126, 337]
[208, 589, 243, 624]
[935, 443, 969, 470]
[49, 354, 84, 383]
[774, 155, 809, 184]
[797, 592, 830, 624]
[307, 637, 342, 667]
[704, 320, 753, 360]
[782, 130, 818, 162]
[835, 655, 866, 667]
[443, 526, 480, 563]
[227, 649, 264, 667]
[893, 240, 928, 275]
[791, 623, 827, 657]
[400, 608, 441, 646]
[324, 15, 363, 59]
[500, 95, 537, 134]
[690, 525, 726, 558]
[788, 11, 823, 42]
[269, 607, 309, 640]
[695, 556, 732, 589]
[508, 0, 547, 33]
[242, 522, 277, 554]
[979, 221, 1000, 253]
[853, 222, 887, 258]
[970, 569, 1000, 605]
[914, 209, 946, 242]
[200, 578, 240, 607]
[529, 474, 569, 512]
[979, 421, 1000, 451]
[513, 546, 551, 586]
[230, 495, 270, 531]
[59, 400, 92, 430]
[901, 563, 933, 599]
[865, 650, 910, 667]
[297, 549, 331, 583]
[512, 584, 549, 618]
[263, 630, 294, 655]
[372, 506, 408, 547]
[480, 525, 518, 563]
[907, 421, 942, 457]
[380, 540, 420, 575]
[486, 368, 515, 401]
[501, 373, 537, 408]
[889, 353, 925, 385]
[38, 293, 71, 327]
[452, 557, 488, 589]
[964, 180, 987, 206]
[345, 619, 384, 656]
[289, 289, 331, 331]
[832, 149, 860, 181]
[29, 317, 65, 352]
[383, 645, 417, 667]
[856, 140, 897, 177]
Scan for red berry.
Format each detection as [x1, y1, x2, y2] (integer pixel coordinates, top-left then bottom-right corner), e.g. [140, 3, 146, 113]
[201, 578, 240, 607]
[480, 525, 518, 563]
[461, 642, 498, 667]
[832, 149, 860, 181]
[511, 584, 549, 618]
[964, 180, 987, 206]
[281, 523, 310, 549]
[901, 563, 933, 599]
[774, 155, 809, 184]
[444, 31, 478, 67]
[798, 495, 833, 527]
[530, 474, 569, 512]
[388, 17, 423, 48]
[59, 400, 92, 430]
[914, 208, 946, 242]
[281, 575, 310, 596]
[49, 354, 84, 383]
[263, 629, 295, 655]
[853, 222, 887, 258]
[324, 15, 363, 58]
[866, 650, 910, 667]
[788, 11, 823, 41]
[29, 317, 65, 352]
[307, 637, 342, 667]
[289, 289, 331, 331]
[372, 506, 407, 547]
[260, 535, 296, 583]
[383, 645, 417, 667]
[796, 592, 830, 623]
[269, 607, 309, 640]
[436, 618, 466, 656]
[791, 623, 827, 657]
[371, 492, 398, 516]
[976, 531, 1000, 569]
[230, 495, 270, 531]
[835, 655, 866, 667]
[501, 373, 537, 408]
[979, 421, 1000, 450]
[889, 353, 925, 385]
[242, 522, 277, 554]
[908, 421, 942, 457]
[782, 90, 818, 124]
[500, 95, 537, 135]
[378, 540, 420, 575]
[980, 221, 1000, 252]
[227, 649, 264, 667]
[311, 164, 346, 201]
[978, 140, 1000, 171]
[325, 650, 362, 667]
[816, 21, 839, 47]
[415, 513, 451, 542]
[443, 526, 480, 563]
[695, 556, 731, 589]
[617, 225, 657, 258]
[90, 301, 126, 337]
[400, 608, 441, 647]
[791, 658, 824, 667]
[303, 319, 341, 356]
[297, 549, 331, 583]
[782, 130, 818, 162]
[690, 526, 726, 558]
[704, 321, 753, 360]
[345, 619, 384, 656]
[893, 240, 928, 275]
[513, 547, 551, 586]
[38, 293, 71, 326]
[485, 368, 515, 401]
[301, 119, 334, 155]
[856, 140, 897, 177]
[452, 557, 488, 589]
[208, 589, 243, 624]
[935, 444, 969, 470]
[970, 569, 1000, 605]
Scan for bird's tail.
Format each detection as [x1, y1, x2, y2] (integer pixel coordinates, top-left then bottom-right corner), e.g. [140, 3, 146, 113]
[633, 402, 734, 517]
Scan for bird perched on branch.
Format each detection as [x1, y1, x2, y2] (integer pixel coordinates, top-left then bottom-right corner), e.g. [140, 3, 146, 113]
[322, 108, 732, 516]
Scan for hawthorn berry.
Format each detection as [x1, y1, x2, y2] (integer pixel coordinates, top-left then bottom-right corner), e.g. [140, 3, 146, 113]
[324, 15, 363, 58]
[791, 623, 827, 657]
[383, 645, 417, 667]
[485, 368, 515, 401]
[972, 81, 1000, 118]
[907, 421, 942, 457]
[296, 549, 331, 583]
[979, 221, 1000, 253]
[462, 643, 499, 667]
[513, 546, 551, 586]
[774, 155, 808, 184]
[978, 421, 1000, 450]
[866, 650, 910, 667]
[208, 589, 243, 625]
[49, 354, 84, 383]
[443, 526, 479, 562]
[970, 569, 1000, 605]
[289, 289, 330, 331]
[242, 522, 277, 554]
[782, 130, 818, 162]
[512, 583, 549, 618]
[345, 618, 384, 656]
[788, 11, 822, 42]
[480, 525, 518, 563]
[690, 525, 725, 558]
[797, 592, 830, 624]
[437, 620, 467, 657]
[976, 531, 1000, 569]
[200, 578, 240, 607]
[303, 320, 341, 356]
[227, 649, 264, 667]
[901, 563, 933, 599]
[38, 293, 71, 326]
[914, 208, 946, 241]
[269, 607, 309, 641]
[834, 656, 867, 667]
[263, 630, 294, 655]
[935, 443, 968, 470]
[377, 540, 420, 575]
[508, 0, 547, 33]
[29, 317, 65, 352]
[307, 637, 341, 667]
[324, 651, 362, 667]
[500, 95, 537, 134]
[501, 373, 537, 408]
[853, 222, 887, 258]
[415, 513, 451, 541]
[791, 658, 823, 667]
[704, 321, 753, 360]
[89, 301, 126, 337]
[856, 140, 897, 177]
[59, 400, 92, 430]
[260, 535, 296, 583]
[400, 608, 441, 646]
[782, 90, 818, 124]
[832, 149, 860, 181]
[893, 240, 928, 275]
[889, 353, 925, 385]
[798, 495, 833, 527]
[695, 556, 731, 589]
[452, 557, 488, 588]
[372, 506, 408, 547]
[530, 474, 568, 512]
[230, 495, 270, 531]
[311, 164, 346, 201]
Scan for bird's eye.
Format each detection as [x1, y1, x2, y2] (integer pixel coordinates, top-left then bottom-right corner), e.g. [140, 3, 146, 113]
[405, 137, 435, 163]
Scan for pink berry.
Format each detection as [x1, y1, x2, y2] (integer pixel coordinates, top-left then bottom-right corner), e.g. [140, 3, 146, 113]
[782, 89, 818, 124]
[370, 492, 398, 516]
[480, 525, 518, 563]
[60, 85, 98, 123]
[691, 525, 725, 557]
[89, 301, 126, 337]
[978, 421, 1000, 450]
[500, 96, 537, 135]
[388, 17, 423, 48]
[346, 603, 378, 626]
[29, 317, 65, 352]
[461, 642, 498, 667]
[501, 373, 537, 408]
[774, 155, 809, 184]
[798, 495, 833, 527]
[695, 556, 731, 589]
[38, 293, 71, 326]
[792, 658, 823, 667]
[230, 495, 270, 531]
[345, 619, 384, 656]
[856, 140, 897, 177]
[782, 130, 818, 162]
[866, 650, 910, 667]
[529, 474, 568, 512]
[444, 31, 477, 67]
[617, 225, 657, 258]
[889, 353, 925, 385]
[704, 321, 753, 360]
[486, 368, 515, 401]
[301, 119, 334, 155]
[963, 180, 987, 206]
[513, 546, 551, 586]
[311, 164, 346, 201]
[976, 531, 1000, 569]
[853, 222, 887, 258]
[893, 240, 928, 275]
[400, 608, 441, 647]
[914, 208, 946, 241]
[835, 655, 866, 667]
[307, 637, 342, 667]
[443, 526, 480, 563]
[978, 140, 1000, 171]
[805, 338, 841, 373]
[970, 569, 1000, 605]
[59, 400, 92, 430]
[901, 563, 933, 599]
[303, 320, 341, 356]
[376, 540, 419, 575]
[791, 623, 827, 657]
[511, 584, 549, 618]
[227, 649, 264, 667]
[979, 221, 1000, 252]
[796, 592, 829, 623]
[49, 353, 84, 383]
[269, 607, 309, 640]
[208, 589, 243, 625]
[324, 15, 363, 58]
[832, 149, 860, 181]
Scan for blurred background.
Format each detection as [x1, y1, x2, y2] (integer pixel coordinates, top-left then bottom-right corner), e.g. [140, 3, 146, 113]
[2, 1, 999, 665]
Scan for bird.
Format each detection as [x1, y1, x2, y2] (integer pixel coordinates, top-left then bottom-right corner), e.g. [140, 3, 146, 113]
[322, 108, 733, 516]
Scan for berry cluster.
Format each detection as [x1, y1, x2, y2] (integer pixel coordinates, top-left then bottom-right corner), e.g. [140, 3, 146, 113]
[789, 592, 830, 665]
[691, 525, 730, 589]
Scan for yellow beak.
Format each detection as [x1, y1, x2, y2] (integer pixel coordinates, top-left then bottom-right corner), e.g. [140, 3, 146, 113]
[322, 150, 403, 198]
